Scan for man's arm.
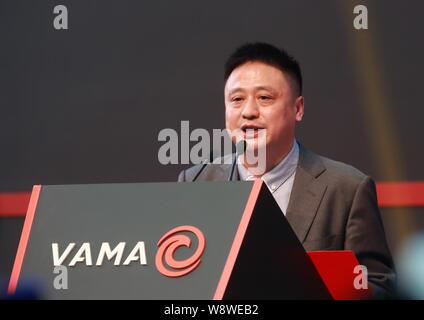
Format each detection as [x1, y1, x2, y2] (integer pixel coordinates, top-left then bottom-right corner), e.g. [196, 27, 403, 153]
[345, 176, 396, 299]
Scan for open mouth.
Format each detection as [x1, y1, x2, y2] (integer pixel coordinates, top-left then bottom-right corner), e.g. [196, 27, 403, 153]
[241, 125, 265, 139]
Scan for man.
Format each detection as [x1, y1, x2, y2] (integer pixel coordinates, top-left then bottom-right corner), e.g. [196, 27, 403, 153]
[178, 43, 395, 298]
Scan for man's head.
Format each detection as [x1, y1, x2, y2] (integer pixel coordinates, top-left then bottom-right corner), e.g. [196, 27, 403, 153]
[224, 42, 305, 173]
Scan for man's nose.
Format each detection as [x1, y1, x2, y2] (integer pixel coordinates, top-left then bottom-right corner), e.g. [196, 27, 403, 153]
[241, 97, 259, 119]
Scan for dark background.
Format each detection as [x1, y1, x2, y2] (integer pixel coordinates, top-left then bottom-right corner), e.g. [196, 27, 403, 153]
[1, 0, 423, 285]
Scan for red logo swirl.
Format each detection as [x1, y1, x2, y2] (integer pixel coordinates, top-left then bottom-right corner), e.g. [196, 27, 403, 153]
[155, 225, 206, 277]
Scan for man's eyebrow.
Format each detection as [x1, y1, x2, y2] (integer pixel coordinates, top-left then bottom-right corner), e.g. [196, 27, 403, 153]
[254, 86, 278, 94]
[227, 86, 278, 96]
[227, 87, 246, 96]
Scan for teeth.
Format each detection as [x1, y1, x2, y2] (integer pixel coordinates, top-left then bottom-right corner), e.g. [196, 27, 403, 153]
[241, 127, 263, 132]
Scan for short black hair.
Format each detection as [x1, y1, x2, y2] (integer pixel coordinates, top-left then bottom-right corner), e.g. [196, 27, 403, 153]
[224, 42, 303, 96]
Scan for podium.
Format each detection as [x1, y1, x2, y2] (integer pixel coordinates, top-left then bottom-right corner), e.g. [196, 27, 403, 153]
[7, 180, 368, 299]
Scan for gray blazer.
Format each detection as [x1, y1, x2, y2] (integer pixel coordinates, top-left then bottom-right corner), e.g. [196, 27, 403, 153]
[178, 144, 396, 299]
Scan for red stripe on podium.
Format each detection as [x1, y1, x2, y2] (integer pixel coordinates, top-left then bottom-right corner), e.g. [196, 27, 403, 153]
[8, 185, 42, 295]
[214, 179, 263, 300]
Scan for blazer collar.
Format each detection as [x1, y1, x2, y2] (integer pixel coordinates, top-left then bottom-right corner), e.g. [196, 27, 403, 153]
[285, 143, 328, 243]
[215, 154, 240, 181]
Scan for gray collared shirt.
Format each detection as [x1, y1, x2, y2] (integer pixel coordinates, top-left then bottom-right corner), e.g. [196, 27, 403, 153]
[237, 140, 299, 215]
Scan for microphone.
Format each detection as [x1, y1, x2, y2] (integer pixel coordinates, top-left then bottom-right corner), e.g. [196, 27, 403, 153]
[192, 150, 214, 182]
[228, 140, 246, 181]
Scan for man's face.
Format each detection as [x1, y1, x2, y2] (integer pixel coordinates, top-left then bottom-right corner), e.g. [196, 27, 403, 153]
[224, 61, 304, 169]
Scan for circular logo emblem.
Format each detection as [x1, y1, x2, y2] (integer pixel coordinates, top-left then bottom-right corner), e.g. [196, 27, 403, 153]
[155, 225, 206, 277]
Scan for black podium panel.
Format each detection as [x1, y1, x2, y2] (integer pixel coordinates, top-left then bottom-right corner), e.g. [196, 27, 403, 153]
[9, 181, 330, 299]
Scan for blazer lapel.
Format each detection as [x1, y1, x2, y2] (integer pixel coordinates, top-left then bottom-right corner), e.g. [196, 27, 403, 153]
[285, 144, 327, 243]
[214, 164, 239, 181]
[207, 154, 240, 181]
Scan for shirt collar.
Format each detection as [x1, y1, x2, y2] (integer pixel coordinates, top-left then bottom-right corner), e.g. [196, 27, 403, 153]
[237, 140, 299, 192]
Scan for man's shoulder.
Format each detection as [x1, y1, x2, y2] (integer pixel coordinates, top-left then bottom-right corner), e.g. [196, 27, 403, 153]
[298, 146, 376, 205]
[306, 148, 371, 191]
[297, 143, 370, 185]
[320, 155, 367, 181]
[179, 145, 373, 186]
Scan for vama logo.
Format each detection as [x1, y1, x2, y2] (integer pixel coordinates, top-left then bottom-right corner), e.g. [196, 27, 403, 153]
[155, 225, 206, 277]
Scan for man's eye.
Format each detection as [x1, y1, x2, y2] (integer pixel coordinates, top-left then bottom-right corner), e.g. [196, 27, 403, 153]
[259, 96, 271, 100]
[232, 97, 243, 102]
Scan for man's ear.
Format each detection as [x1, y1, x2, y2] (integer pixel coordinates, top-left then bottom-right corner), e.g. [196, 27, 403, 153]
[294, 96, 304, 122]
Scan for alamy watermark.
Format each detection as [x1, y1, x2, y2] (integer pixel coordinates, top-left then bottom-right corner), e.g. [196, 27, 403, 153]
[157, 121, 267, 176]
[53, 265, 68, 290]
